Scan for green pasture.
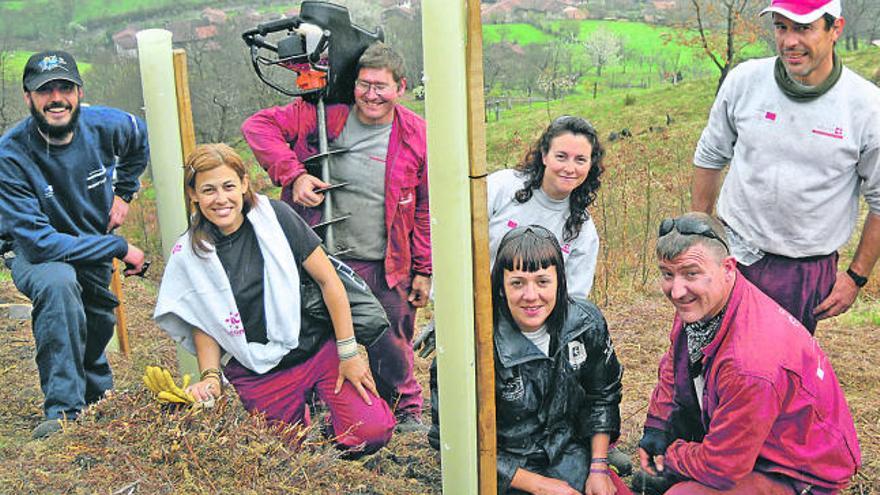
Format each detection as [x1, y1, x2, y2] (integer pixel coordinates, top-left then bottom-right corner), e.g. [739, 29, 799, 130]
[2, 51, 31, 80]
[3, 50, 92, 81]
[70, 0, 207, 24]
[483, 19, 771, 84]
[1, 1, 25, 11]
[0, 0, 212, 37]
[483, 23, 554, 45]
[0, 0, 209, 23]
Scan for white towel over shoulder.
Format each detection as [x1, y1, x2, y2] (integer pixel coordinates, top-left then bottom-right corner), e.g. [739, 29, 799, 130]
[153, 194, 302, 374]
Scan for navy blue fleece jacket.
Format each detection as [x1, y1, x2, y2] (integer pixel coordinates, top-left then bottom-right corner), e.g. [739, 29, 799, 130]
[0, 105, 149, 263]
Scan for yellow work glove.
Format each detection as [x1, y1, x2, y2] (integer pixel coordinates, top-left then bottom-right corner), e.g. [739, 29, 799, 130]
[143, 365, 196, 405]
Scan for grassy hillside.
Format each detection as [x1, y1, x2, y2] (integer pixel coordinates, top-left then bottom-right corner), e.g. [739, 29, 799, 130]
[2, 50, 92, 81]
[484, 19, 771, 78]
[0, 0, 211, 25]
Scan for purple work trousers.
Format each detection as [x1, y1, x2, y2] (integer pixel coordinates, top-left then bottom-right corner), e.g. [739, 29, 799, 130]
[666, 471, 797, 494]
[738, 252, 838, 335]
[346, 259, 423, 420]
[224, 340, 395, 456]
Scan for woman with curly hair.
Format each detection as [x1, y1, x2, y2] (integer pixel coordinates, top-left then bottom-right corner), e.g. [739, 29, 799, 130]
[488, 115, 605, 301]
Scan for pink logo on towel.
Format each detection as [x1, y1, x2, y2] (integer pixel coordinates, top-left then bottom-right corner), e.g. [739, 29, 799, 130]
[561, 243, 571, 254]
[225, 312, 244, 336]
[764, 111, 776, 121]
[172, 243, 182, 254]
[507, 219, 518, 229]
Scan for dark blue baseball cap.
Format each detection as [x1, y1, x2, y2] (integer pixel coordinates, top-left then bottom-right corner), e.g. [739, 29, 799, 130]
[22, 50, 83, 91]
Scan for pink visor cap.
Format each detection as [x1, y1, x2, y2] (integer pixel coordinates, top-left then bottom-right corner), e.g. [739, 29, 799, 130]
[760, 0, 841, 24]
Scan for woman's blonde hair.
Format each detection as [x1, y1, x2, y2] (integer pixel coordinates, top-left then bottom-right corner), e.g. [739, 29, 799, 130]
[184, 143, 257, 256]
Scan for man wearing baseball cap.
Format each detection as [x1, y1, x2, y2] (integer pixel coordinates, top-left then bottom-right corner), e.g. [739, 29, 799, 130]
[690, 0, 880, 335]
[0, 50, 150, 438]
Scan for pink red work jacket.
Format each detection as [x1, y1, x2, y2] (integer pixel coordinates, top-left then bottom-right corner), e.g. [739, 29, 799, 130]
[242, 100, 430, 289]
[645, 272, 860, 492]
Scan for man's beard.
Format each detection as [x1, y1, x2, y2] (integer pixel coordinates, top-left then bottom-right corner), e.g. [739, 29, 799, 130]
[29, 101, 80, 140]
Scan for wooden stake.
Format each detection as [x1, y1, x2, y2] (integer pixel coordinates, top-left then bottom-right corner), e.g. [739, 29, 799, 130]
[465, 0, 496, 493]
[173, 49, 196, 220]
[171, 47, 200, 378]
[110, 258, 130, 356]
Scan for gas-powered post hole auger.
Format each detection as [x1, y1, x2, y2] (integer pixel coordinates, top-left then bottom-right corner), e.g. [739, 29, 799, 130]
[241, 1, 383, 256]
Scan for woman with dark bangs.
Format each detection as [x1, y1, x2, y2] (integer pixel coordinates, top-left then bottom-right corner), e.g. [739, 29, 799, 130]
[487, 115, 604, 302]
[492, 226, 629, 495]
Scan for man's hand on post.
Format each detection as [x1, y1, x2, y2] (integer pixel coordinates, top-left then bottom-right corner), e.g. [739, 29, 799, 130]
[122, 243, 146, 276]
[107, 195, 130, 232]
[814, 270, 859, 320]
[408, 274, 432, 308]
[292, 174, 330, 207]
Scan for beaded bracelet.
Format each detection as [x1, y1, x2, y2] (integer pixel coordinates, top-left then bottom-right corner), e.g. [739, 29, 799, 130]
[589, 467, 611, 475]
[590, 457, 609, 465]
[337, 336, 358, 361]
[200, 368, 222, 380]
[200, 368, 223, 392]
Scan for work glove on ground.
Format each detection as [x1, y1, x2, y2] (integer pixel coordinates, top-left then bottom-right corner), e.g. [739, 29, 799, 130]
[413, 319, 436, 358]
[143, 365, 196, 405]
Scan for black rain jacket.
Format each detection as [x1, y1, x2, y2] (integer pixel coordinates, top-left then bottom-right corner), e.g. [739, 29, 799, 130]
[495, 299, 623, 493]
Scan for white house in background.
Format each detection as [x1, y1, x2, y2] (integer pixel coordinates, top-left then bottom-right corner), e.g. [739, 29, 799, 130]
[111, 27, 138, 58]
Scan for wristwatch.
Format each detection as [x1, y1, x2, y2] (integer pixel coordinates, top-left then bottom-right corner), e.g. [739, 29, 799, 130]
[846, 268, 868, 288]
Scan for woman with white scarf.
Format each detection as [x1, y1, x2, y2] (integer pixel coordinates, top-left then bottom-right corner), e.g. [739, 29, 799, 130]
[154, 143, 394, 456]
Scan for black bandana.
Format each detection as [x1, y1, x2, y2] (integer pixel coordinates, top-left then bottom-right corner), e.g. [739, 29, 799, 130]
[774, 52, 842, 101]
[684, 309, 725, 373]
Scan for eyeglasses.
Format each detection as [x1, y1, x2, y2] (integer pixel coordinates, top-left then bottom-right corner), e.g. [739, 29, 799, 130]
[658, 217, 729, 253]
[354, 79, 395, 96]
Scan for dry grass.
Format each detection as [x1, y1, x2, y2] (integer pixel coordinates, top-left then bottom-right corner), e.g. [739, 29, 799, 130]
[0, 270, 877, 493]
[0, 277, 439, 495]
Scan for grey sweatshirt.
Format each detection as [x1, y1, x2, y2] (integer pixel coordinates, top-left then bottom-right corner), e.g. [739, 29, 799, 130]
[487, 168, 599, 301]
[694, 56, 880, 257]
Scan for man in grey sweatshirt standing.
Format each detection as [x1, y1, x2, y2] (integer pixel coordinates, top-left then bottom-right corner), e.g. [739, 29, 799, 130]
[690, 0, 880, 334]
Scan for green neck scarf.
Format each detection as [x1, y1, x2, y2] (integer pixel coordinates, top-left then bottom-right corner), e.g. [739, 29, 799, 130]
[774, 52, 842, 101]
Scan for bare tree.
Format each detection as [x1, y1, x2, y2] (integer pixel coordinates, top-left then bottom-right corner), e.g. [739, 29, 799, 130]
[688, 0, 764, 91]
[842, 0, 880, 50]
[536, 40, 580, 102]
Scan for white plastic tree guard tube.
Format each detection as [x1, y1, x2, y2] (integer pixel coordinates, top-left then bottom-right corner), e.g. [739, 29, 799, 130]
[136, 28, 188, 259]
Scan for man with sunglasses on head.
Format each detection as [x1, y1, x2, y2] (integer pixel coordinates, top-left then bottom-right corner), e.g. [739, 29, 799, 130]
[634, 212, 859, 494]
[0, 50, 149, 439]
[691, 0, 880, 334]
[243, 42, 430, 431]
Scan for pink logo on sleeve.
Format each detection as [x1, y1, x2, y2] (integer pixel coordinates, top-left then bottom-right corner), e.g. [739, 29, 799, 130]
[225, 312, 244, 336]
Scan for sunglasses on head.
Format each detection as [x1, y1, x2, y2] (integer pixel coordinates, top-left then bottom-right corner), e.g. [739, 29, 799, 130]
[658, 217, 729, 253]
[551, 115, 596, 131]
[506, 225, 555, 239]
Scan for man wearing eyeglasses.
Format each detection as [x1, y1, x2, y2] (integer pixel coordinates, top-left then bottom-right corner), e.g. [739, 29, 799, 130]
[0, 50, 149, 439]
[634, 212, 859, 494]
[691, 0, 880, 334]
[243, 42, 430, 431]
